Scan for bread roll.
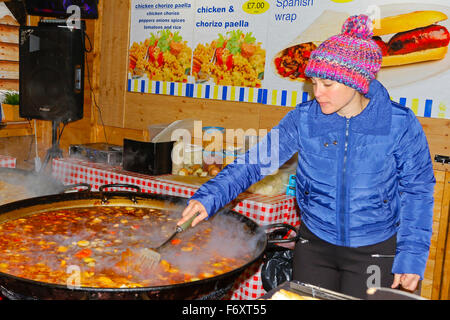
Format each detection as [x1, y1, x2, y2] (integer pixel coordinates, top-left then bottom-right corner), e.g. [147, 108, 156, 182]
[373, 10, 448, 36]
[381, 46, 448, 67]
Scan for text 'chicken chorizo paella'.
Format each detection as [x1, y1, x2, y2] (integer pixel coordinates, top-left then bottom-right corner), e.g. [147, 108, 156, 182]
[0, 206, 256, 288]
[129, 30, 192, 83]
[193, 30, 265, 87]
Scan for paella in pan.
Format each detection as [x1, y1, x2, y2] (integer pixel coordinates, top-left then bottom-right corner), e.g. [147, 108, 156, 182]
[0, 203, 257, 289]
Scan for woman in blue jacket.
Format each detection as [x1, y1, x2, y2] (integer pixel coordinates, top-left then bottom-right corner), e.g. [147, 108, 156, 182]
[178, 15, 435, 298]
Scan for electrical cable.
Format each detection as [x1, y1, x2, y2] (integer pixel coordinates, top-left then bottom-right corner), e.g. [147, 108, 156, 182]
[57, 122, 66, 144]
[83, 29, 109, 145]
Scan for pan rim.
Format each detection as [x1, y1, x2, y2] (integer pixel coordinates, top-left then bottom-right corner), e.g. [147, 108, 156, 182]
[0, 191, 268, 297]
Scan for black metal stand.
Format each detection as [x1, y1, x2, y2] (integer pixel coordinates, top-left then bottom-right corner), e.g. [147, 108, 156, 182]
[40, 121, 63, 174]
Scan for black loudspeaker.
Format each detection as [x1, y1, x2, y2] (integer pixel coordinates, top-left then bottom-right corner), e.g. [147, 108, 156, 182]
[19, 25, 85, 123]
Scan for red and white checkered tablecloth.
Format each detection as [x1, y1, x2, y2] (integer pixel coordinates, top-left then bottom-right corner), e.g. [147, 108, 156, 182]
[0, 155, 16, 168]
[52, 158, 196, 196]
[228, 260, 266, 300]
[52, 158, 300, 300]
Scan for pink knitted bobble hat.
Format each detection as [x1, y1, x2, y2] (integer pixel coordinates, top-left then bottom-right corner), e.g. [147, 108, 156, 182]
[304, 14, 382, 94]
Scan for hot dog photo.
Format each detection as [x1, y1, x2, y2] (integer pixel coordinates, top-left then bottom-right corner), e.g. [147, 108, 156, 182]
[373, 10, 450, 67]
[371, 3, 450, 89]
[270, 4, 450, 89]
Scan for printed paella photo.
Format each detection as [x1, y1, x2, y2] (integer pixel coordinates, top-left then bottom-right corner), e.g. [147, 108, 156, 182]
[192, 30, 266, 88]
[128, 29, 266, 88]
[128, 30, 192, 83]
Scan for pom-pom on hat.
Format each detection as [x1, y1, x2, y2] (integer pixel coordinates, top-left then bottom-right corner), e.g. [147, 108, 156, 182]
[304, 14, 382, 94]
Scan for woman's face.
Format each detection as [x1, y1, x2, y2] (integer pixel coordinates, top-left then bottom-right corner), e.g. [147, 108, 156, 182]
[310, 78, 360, 117]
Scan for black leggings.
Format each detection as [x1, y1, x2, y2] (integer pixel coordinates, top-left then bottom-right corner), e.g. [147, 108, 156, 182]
[292, 223, 396, 299]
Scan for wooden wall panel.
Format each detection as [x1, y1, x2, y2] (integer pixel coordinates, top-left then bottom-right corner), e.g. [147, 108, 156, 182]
[97, 0, 130, 128]
[422, 170, 447, 299]
[420, 118, 450, 137]
[0, 135, 34, 170]
[0, 42, 17, 60]
[438, 172, 450, 300]
[258, 105, 292, 130]
[419, 118, 450, 171]
[0, 7, 19, 91]
[124, 92, 262, 131]
[0, 78, 17, 90]
[0, 60, 18, 79]
[95, 125, 145, 146]
[0, 24, 18, 43]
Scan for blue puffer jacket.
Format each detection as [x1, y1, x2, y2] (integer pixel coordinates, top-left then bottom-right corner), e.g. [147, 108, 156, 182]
[191, 80, 435, 278]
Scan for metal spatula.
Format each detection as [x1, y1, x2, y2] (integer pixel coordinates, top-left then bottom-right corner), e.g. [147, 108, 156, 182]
[135, 212, 200, 271]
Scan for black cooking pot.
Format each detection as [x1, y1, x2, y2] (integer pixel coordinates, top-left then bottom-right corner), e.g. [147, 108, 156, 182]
[0, 185, 298, 300]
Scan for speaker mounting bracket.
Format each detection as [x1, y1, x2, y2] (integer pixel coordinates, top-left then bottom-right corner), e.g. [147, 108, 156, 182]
[40, 121, 64, 174]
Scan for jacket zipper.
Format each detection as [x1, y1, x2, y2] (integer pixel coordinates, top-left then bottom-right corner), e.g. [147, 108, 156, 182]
[339, 119, 350, 245]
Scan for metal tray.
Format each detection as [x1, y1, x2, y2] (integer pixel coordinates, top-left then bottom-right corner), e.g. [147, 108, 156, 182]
[262, 280, 360, 300]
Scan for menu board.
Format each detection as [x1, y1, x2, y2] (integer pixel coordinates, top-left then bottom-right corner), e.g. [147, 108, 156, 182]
[128, 0, 450, 120]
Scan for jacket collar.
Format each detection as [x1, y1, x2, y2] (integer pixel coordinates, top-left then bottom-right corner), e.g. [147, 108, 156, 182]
[308, 79, 392, 137]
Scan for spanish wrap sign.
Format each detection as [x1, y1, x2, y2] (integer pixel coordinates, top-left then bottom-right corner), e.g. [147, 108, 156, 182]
[128, 0, 450, 120]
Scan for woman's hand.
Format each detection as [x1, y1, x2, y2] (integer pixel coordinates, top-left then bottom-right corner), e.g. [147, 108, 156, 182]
[391, 273, 420, 292]
[177, 199, 209, 227]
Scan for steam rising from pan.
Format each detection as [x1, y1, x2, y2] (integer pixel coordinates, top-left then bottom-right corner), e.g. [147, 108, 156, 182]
[0, 168, 66, 205]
